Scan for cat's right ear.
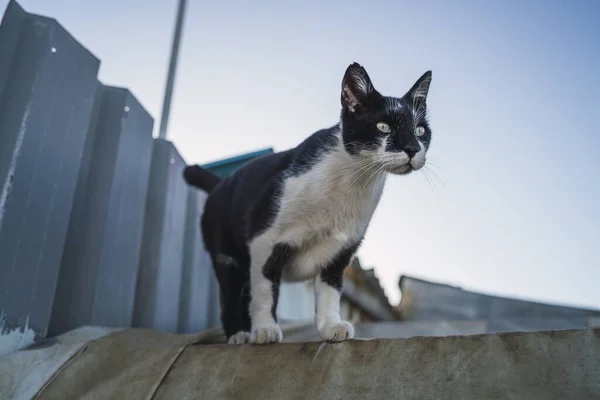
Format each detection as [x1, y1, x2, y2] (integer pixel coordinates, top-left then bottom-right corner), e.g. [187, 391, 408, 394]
[405, 70, 432, 102]
[341, 62, 375, 113]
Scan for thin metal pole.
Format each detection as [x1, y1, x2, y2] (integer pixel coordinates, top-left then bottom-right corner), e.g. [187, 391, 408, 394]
[158, 0, 187, 140]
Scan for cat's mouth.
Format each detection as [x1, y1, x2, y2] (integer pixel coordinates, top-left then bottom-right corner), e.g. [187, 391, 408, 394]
[388, 164, 413, 175]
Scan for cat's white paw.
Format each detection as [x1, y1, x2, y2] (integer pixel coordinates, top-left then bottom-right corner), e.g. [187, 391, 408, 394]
[250, 324, 283, 344]
[318, 320, 355, 342]
[227, 331, 250, 345]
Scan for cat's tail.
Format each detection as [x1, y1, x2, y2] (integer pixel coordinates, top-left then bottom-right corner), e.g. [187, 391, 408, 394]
[183, 165, 221, 193]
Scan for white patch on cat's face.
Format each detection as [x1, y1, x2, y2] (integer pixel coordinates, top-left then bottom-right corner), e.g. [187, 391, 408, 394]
[356, 132, 427, 176]
[410, 140, 427, 170]
[356, 135, 411, 174]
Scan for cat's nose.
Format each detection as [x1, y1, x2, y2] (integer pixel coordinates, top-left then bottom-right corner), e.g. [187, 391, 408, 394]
[403, 144, 420, 158]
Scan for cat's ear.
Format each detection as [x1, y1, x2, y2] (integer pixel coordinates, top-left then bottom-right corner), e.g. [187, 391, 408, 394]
[341, 62, 376, 113]
[406, 70, 432, 102]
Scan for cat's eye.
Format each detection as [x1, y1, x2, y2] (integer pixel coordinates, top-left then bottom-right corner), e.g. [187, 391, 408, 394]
[376, 122, 391, 133]
[415, 126, 426, 137]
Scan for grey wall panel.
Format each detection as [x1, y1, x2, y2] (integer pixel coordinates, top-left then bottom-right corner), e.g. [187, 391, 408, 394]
[0, 3, 100, 343]
[49, 86, 154, 336]
[0, 1, 43, 217]
[0, 1, 26, 113]
[93, 90, 154, 327]
[46, 82, 104, 337]
[134, 139, 188, 333]
[178, 188, 220, 333]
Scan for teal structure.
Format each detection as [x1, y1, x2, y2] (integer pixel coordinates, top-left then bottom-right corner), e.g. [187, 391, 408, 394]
[201, 147, 274, 178]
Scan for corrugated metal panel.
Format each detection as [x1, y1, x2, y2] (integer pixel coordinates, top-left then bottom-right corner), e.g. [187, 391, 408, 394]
[134, 139, 189, 333]
[178, 188, 220, 333]
[0, 0, 100, 347]
[49, 85, 154, 336]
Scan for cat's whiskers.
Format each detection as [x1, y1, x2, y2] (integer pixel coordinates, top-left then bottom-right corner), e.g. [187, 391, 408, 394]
[339, 155, 377, 174]
[359, 162, 387, 195]
[424, 165, 447, 189]
[342, 152, 394, 196]
[420, 167, 437, 194]
[340, 140, 364, 157]
[421, 165, 446, 193]
[340, 158, 381, 185]
[425, 158, 442, 167]
[424, 163, 444, 176]
[354, 153, 394, 193]
[425, 158, 446, 174]
[342, 161, 382, 197]
[338, 162, 379, 197]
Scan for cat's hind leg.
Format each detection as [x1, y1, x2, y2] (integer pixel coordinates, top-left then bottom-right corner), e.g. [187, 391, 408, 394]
[248, 241, 296, 344]
[229, 280, 252, 344]
[212, 254, 251, 344]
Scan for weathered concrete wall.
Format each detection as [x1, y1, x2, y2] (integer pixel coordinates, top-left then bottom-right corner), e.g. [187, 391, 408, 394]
[1, 326, 598, 399]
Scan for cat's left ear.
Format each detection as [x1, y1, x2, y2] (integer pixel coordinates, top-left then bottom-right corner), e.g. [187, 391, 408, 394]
[406, 70, 432, 102]
[341, 62, 376, 113]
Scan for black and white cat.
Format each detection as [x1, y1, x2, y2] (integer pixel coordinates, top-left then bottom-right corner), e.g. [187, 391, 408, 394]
[184, 63, 433, 345]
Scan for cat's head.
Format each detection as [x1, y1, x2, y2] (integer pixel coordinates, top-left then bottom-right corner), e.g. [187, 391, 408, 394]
[339, 62, 432, 175]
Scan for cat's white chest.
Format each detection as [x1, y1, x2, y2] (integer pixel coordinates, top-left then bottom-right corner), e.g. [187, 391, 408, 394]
[272, 149, 386, 281]
[281, 229, 361, 281]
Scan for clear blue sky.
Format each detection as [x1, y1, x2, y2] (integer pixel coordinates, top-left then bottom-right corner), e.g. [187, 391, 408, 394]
[3, 0, 599, 308]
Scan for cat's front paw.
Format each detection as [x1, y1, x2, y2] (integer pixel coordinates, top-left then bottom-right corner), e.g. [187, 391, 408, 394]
[318, 320, 355, 342]
[227, 331, 250, 345]
[250, 324, 283, 344]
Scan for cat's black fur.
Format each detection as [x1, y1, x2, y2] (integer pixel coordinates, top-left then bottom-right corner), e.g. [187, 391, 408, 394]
[184, 63, 433, 343]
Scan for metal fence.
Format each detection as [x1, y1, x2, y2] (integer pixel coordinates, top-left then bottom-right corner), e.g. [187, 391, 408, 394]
[0, 1, 225, 355]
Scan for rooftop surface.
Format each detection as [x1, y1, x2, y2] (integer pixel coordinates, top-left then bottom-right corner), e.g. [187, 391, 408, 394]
[2, 325, 598, 399]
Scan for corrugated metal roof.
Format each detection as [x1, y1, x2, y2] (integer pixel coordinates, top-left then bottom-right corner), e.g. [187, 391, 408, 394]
[399, 275, 600, 322]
